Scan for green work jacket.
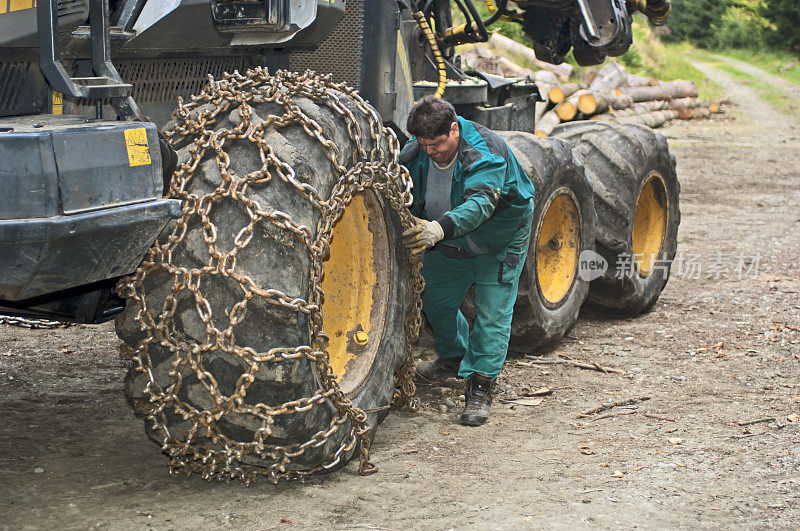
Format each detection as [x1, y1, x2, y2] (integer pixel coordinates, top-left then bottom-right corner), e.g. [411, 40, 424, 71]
[400, 117, 535, 260]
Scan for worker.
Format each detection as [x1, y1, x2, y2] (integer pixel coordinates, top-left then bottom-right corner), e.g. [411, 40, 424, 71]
[400, 95, 535, 426]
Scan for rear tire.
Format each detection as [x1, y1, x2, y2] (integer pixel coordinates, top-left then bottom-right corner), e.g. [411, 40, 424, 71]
[115, 71, 412, 480]
[552, 122, 680, 314]
[497, 132, 596, 352]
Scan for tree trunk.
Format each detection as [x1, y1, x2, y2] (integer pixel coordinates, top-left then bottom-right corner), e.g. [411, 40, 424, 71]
[615, 80, 698, 102]
[548, 83, 581, 103]
[460, 45, 549, 81]
[616, 110, 679, 128]
[612, 100, 670, 117]
[577, 92, 597, 114]
[570, 61, 629, 116]
[555, 91, 583, 120]
[533, 70, 560, 85]
[683, 107, 711, 119]
[533, 71, 560, 102]
[708, 96, 731, 113]
[497, 56, 537, 79]
[488, 32, 573, 78]
[535, 109, 561, 137]
[626, 73, 660, 87]
[590, 61, 629, 93]
[557, 63, 627, 120]
[591, 100, 668, 121]
[585, 93, 634, 115]
[534, 100, 549, 123]
[668, 97, 703, 110]
[460, 47, 497, 74]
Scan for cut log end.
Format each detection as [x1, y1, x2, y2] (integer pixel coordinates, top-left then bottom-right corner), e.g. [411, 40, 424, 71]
[548, 83, 581, 104]
[555, 101, 577, 121]
[577, 93, 597, 114]
[549, 86, 565, 103]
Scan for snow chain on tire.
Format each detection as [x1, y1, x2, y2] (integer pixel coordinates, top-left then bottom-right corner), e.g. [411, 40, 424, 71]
[115, 68, 424, 484]
[0, 316, 74, 329]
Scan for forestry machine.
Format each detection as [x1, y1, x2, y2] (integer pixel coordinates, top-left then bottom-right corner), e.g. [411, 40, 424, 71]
[0, 0, 678, 480]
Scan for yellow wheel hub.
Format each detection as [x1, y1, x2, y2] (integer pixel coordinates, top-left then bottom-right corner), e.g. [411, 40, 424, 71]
[320, 191, 389, 395]
[632, 172, 668, 277]
[536, 190, 581, 305]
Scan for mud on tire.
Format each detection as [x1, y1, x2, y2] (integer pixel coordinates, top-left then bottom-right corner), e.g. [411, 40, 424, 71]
[552, 122, 680, 314]
[115, 70, 415, 482]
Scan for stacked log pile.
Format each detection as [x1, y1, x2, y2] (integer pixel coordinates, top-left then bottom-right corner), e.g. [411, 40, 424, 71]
[458, 41, 728, 137]
[533, 62, 727, 136]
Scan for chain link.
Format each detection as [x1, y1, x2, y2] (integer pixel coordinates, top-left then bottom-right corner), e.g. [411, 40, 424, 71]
[0, 315, 74, 329]
[116, 68, 423, 484]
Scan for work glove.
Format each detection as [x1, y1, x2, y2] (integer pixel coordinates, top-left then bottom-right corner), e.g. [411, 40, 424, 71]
[407, 215, 427, 231]
[403, 219, 444, 256]
[402, 215, 427, 242]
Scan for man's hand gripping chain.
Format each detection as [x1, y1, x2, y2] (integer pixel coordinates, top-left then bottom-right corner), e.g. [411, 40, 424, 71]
[402, 215, 444, 255]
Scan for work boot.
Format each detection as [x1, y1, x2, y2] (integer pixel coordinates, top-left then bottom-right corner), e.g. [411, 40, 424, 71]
[460, 373, 494, 426]
[415, 356, 462, 383]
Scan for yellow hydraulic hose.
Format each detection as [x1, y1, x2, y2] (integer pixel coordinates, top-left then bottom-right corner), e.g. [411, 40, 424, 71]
[412, 10, 447, 98]
[445, 21, 479, 40]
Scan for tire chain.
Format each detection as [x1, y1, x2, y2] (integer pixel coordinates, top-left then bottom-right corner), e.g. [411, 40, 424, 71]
[115, 68, 424, 484]
[0, 315, 74, 329]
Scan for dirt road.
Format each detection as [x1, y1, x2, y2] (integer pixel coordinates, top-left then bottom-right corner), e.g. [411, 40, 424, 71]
[1, 61, 799, 529]
[710, 54, 800, 100]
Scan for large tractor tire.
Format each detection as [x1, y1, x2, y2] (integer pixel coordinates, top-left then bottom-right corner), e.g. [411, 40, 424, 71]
[115, 70, 416, 483]
[498, 132, 597, 352]
[552, 122, 680, 314]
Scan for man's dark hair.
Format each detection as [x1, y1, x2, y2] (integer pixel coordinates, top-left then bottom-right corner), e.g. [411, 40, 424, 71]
[406, 95, 457, 139]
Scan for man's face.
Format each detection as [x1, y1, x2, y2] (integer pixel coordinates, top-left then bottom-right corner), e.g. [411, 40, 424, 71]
[417, 121, 459, 166]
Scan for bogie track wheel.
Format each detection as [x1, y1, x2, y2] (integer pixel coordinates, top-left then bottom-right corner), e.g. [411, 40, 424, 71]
[552, 122, 680, 314]
[497, 132, 597, 352]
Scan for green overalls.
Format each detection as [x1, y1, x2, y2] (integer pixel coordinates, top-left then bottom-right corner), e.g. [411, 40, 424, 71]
[400, 117, 535, 379]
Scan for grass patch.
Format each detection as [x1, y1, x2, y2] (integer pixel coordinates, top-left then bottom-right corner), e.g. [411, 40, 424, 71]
[714, 49, 800, 85]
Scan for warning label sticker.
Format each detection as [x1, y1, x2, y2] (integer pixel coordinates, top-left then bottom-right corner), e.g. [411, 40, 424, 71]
[124, 127, 152, 167]
[52, 91, 63, 114]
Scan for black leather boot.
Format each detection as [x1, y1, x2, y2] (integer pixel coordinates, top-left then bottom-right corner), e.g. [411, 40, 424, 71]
[460, 373, 494, 426]
[415, 356, 462, 383]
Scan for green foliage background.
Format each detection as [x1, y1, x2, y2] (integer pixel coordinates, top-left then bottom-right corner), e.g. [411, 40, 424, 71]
[664, 0, 800, 53]
[455, 0, 799, 54]
[452, 0, 797, 97]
